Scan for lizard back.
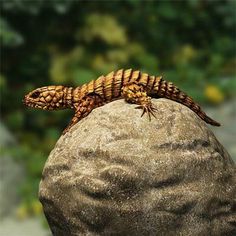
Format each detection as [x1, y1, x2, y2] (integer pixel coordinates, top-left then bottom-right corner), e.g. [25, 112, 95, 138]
[75, 69, 220, 126]
[23, 68, 220, 134]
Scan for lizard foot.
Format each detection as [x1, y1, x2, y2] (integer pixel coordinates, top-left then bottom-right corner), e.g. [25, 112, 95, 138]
[135, 103, 157, 121]
[62, 126, 71, 135]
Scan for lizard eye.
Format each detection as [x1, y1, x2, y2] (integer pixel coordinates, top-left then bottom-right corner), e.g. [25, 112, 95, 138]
[31, 91, 40, 99]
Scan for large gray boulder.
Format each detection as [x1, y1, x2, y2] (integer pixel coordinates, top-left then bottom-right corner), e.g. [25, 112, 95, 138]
[39, 99, 236, 236]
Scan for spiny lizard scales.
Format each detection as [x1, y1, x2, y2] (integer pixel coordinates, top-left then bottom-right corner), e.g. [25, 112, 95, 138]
[23, 69, 220, 134]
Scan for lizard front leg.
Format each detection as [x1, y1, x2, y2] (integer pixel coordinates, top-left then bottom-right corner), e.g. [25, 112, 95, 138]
[121, 82, 157, 121]
[63, 94, 103, 134]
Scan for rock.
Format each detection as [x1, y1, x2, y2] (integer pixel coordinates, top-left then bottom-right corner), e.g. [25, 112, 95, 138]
[39, 99, 236, 236]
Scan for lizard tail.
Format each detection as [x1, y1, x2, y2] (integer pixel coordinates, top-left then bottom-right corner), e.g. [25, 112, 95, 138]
[153, 78, 221, 126]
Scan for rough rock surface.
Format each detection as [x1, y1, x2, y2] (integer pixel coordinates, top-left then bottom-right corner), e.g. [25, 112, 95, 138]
[39, 99, 236, 236]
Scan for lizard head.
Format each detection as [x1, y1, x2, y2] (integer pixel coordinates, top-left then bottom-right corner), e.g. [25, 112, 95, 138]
[23, 85, 69, 110]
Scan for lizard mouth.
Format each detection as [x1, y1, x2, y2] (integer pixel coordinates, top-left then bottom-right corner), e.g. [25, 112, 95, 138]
[23, 96, 47, 109]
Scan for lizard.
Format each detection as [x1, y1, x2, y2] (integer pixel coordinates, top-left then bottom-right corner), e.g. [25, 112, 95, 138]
[23, 68, 220, 134]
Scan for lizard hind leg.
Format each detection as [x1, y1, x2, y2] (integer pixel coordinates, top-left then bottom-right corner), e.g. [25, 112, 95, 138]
[122, 82, 157, 121]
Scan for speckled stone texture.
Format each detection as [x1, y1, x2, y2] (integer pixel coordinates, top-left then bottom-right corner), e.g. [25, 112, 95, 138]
[39, 99, 236, 236]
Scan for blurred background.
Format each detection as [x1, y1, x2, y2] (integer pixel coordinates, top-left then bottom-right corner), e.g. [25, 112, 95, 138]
[0, 0, 235, 235]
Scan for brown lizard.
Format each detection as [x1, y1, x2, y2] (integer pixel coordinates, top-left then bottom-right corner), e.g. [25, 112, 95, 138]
[23, 69, 220, 134]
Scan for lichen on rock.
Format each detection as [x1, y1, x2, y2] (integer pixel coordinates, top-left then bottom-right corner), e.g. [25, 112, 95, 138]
[39, 99, 236, 236]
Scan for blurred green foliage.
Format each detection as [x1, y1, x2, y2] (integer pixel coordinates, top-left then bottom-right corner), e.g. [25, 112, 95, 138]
[1, 0, 235, 219]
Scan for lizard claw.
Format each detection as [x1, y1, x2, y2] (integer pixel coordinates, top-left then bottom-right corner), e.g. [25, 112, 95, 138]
[135, 103, 157, 121]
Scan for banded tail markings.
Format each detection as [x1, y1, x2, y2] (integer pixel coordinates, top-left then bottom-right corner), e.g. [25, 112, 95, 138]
[110, 71, 115, 99]
[94, 75, 105, 97]
[130, 70, 141, 83]
[155, 80, 221, 126]
[138, 72, 149, 86]
[104, 71, 115, 100]
[87, 79, 95, 94]
[159, 79, 168, 97]
[123, 69, 133, 84]
[114, 69, 124, 98]
[150, 76, 162, 95]
[150, 76, 157, 92]
[101, 75, 106, 101]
